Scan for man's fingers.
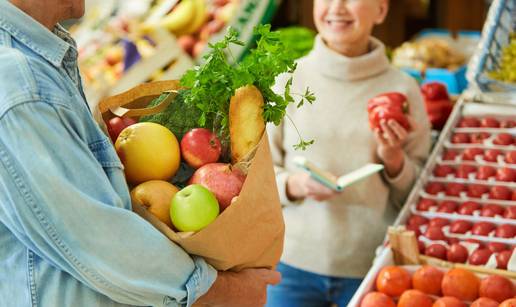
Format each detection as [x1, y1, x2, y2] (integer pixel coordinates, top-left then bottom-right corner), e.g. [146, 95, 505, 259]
[374, 129, 388, 147]
[388, 120, 407, 141]
[258, 269, 282, 285]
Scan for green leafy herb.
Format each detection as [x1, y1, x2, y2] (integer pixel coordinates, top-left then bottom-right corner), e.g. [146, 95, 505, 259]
[179, 24, 315, 150]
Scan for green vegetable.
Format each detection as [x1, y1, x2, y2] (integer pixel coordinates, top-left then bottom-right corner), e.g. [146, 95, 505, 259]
[140, 90, 208, 140]
[180, 25, 315, 150]
[277, 26, 316, 60]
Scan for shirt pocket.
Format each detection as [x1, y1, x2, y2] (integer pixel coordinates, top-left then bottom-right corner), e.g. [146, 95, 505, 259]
[88, 138, 124, 178]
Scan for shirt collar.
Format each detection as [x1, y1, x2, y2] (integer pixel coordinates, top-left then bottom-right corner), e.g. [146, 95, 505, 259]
[0, 0, 73, 67]
[307, 35, 390, 82]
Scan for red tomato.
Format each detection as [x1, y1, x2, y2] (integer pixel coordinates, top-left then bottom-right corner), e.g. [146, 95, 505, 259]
[406, 224, 422, 237]
[458, 117, 481, 128]
[417, 198, 437, 211]
[504, 206, 516, 219]
[426, 182, 445, 195]
[425, 226, 447, 241]
[458, 201, 481, 215]
[496, 250, 512, 269]
[450, 220, 472, 234]
[513, 189, 516, 201]
[367, 92, 408, 113]
[434, 165, 455, 177]
[470, 132, 491, 144]
[106, 116, 138, 143]
[481, 204, 505, 217]
[472, 222, 496, 236]
[487, 242, 507, 253]
[437, 201, 458, 213]
[476, 166, 497, 180]
[408, 215, 429, 227]
[451, 133, 470, 144]
[469, 248, 493, 265]
[426, 100, 453, 130]
[496, 168, 516, 182]
[421, 82, 449, 100]
[429, 217, 450, 228]
[462, 148, 484, 161]
[480, 117, 500, 128]
[418, 240, 426, 254]
[496, 224, 516, 238]
[456, 165, 477, 178]
[425, 243, 448, 260]
[505, 151, 516, 164]
[484, 149, 502, 162]
[467, 185, 489, 198]
[446, 183, 466, 196]
[501, 119, 516, 128]
[489, 186, 511, 200]
[442, 150, 459, 161]
[368, 106, 411, 131]
[447, 243, 469, 263]
[493, 133, 513, 146]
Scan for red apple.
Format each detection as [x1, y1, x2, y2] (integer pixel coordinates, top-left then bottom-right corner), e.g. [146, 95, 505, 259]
[493, 133, 513, 146]
[429, 217, 450, 228]
[426, 182, 445, 195]
[190, 163, 246, 211]
[472, 222, 496, 236]
[408, 215, 429, 227]
[181, 128, 222, 169]
[504, 206, 516, 219]
[458, 117, 480, 128]
[446, 183, 466, 196]
[467, 185, 489, 198]
[458, 201, 481, 215]
[456, 165, 477, 178]
[452, 133, 470, 144]
[496, 250, 512, 269]
[469, 248, 493, 265]
[476, 166, 497, 180]
[487, 242, 507, 253]
[506, 151, 516, 164]
[425, 243, 447, 260]
[480, 117, 500, 128]
[496, 168, 516, 182]
[438, 201, 458, 213]
[107, 116, 138, 142]
[489, 186, 511, 200]
[178, 35, 197, 56]
[434, 165, 455, 177]
[471, 132, 491, 144]
[450, 220, 472, 234]
[425, 226, 447, 241]
[463, 148, 484, 161]
[496, 224, 516, 238]
[417, 198, 437, 211]
[484, 149, 502, 162]
[447, 243, 469, 263]
[481, 204, 505, 217]
[443, 150, 459, 161]
[421, 82, 449, 100]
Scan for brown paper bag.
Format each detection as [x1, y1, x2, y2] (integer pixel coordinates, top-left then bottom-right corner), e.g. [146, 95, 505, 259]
[98, 81, 285, 271]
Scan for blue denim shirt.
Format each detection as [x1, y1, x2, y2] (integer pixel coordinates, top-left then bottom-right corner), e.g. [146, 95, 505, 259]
[0, 1, 216, 306]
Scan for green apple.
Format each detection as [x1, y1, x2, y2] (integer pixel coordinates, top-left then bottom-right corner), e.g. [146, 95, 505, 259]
[170, 184, 220, 232]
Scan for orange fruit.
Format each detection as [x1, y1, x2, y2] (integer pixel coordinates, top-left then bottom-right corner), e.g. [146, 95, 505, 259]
[442, 268, 480, 301]
[360, 291, 396, 307]
[413, 265, 444, 296]
[479, 275, 515, 303]
[376, 266, 411, 296]
[432, 296, 467, 307]
[471, 297, 501, 307]
[398, 289, 433, 307]
[500, 298, 516, 307]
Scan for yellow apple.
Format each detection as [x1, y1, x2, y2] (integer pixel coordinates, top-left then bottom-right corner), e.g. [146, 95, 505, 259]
[131, 180, 179, 229]
[115, 122, 180, 184]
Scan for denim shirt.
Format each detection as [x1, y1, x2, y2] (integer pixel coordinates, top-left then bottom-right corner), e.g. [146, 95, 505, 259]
[0, 1, 216, 306]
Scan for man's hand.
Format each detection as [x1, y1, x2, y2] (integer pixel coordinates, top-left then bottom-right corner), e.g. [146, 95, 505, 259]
[287, 172, 339, 202]
[195, 269, 281, 307]
[374, 119, 408, 177]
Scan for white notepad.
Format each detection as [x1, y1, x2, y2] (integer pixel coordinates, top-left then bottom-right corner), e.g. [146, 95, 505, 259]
[293, 156, 384, 192]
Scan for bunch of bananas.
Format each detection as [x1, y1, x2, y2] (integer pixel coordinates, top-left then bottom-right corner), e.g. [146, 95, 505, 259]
[144, 0, 207, 36]
[489, 33, 516, 83]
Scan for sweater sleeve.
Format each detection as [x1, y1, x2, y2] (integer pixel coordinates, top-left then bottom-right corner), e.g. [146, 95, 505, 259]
[384, 77, 431, 207]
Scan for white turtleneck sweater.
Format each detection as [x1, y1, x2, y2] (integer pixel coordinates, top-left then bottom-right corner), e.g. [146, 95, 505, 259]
[267, 36, 431, 278]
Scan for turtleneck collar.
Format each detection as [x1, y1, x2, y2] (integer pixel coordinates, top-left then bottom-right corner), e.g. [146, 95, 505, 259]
[307, 35, 390, 82]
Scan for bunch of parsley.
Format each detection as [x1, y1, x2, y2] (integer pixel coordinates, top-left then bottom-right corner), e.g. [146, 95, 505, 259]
[180, 24, 315, 150]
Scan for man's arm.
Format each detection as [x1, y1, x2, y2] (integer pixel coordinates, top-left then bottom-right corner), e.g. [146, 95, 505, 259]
[0, 100, 216, 306]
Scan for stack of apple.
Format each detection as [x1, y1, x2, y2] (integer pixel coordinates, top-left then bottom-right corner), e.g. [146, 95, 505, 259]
[421, 82, 454, 130]
[361, 265, 516, 307]
[107, 116, 245, 233]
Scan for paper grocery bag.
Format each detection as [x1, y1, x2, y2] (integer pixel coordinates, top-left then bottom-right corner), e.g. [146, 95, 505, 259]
[99, 81, 285, 271]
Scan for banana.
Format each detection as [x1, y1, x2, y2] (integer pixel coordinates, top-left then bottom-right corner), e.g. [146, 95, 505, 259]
[181, 0, 208, 35]
[159, 0, 196, 34]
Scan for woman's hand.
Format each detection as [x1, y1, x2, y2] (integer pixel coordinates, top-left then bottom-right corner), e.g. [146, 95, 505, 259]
[287, 172, 339, 202]
[374, 119, 409, 178]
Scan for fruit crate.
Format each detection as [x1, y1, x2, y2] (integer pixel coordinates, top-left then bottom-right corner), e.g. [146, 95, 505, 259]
[347, 247, 516, 307]
[467, 0, 516, 92]
[390, 94, 516, 270]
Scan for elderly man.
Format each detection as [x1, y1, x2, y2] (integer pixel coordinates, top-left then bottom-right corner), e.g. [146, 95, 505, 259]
[0, 0, 280, 306]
